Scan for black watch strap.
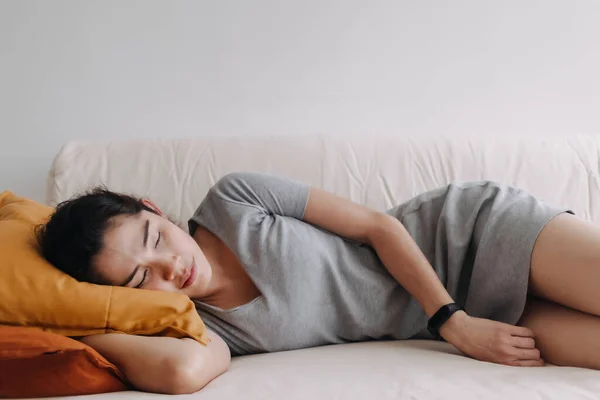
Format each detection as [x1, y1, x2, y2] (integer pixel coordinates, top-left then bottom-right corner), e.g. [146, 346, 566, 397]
[427, 303, 463, 339]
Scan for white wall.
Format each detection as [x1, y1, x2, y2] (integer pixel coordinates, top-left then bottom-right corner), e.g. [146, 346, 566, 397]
[1, 0, 599, 202]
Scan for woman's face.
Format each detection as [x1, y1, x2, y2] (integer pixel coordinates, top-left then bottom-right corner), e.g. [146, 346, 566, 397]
[92, 210, 212, 298]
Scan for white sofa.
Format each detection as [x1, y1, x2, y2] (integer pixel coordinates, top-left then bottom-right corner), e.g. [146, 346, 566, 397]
[40, 134, 600, 400]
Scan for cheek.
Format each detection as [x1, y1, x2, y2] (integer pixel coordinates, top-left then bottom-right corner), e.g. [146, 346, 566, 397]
[193, 252, 213, 281]
[144, 278, 179, 293]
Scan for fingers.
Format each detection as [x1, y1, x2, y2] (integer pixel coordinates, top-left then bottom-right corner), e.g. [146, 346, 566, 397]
[508, 358, 545, 367]
[510, 325, 535, 338]
[511, 336, 536, 349]
[509, 326, 543, 364]
[515, 348, 541, 360]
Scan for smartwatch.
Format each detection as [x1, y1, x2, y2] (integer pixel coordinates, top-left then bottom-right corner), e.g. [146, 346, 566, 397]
[427, 303, 463, 340]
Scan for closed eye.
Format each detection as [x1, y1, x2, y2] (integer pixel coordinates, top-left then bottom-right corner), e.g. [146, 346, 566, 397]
[135, 269, 148, 289]
[155, 231, 161, 248]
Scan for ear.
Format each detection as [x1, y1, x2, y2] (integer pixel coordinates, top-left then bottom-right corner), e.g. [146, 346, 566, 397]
[141, 198, 165, 217]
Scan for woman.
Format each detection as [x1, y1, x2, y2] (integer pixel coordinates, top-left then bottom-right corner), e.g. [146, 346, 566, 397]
[38, 172, 600, 394]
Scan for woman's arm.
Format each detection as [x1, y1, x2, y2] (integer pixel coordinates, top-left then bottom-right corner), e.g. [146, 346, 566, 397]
[80, 329, 230, 394]
[302, 186, 543, 367]
[302, 187, 454, 316]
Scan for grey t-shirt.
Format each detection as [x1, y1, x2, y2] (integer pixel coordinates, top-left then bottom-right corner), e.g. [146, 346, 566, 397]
[188, 172, 424, 356]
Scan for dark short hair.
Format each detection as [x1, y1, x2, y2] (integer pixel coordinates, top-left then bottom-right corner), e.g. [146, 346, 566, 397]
[37, 186, 157, 284]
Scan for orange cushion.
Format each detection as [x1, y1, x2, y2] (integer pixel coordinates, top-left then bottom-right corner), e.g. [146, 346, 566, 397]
[0, 191, 209, 343]
[0, 326, 128, 398]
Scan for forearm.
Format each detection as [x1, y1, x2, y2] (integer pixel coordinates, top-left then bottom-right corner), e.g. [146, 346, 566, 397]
[80, 331, 229, 394]
[80, 333, 192, 393]
[369, 214, 454, 317]
[367, 214, 542, 365]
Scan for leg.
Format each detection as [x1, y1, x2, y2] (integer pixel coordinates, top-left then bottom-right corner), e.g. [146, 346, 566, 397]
[518, 296, 600, 370]
[530, 213, 600, 316]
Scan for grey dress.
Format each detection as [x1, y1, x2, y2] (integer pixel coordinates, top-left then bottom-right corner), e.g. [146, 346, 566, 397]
[188, 172, 573, 357]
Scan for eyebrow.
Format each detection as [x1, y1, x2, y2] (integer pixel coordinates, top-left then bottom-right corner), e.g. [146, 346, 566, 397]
[119, 219, 150, 287]
[142, 219, 150, 248]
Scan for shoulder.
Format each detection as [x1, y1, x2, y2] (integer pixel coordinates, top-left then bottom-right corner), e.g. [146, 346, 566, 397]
[210, 171, 272, 195]
[203, 171, 310, 219]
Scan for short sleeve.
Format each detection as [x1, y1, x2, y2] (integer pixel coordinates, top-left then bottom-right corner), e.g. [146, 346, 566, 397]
[188, 172, 310, 234]
[208, 171, 311, 219]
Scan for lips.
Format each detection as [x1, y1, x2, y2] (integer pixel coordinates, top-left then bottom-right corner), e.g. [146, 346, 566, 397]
[181, 259, 197, 289]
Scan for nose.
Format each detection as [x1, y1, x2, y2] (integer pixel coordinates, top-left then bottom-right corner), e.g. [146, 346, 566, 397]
[152, 254, 181, 281]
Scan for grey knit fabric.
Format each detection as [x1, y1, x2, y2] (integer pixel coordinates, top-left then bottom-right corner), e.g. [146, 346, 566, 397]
[188, 172, 573, 356]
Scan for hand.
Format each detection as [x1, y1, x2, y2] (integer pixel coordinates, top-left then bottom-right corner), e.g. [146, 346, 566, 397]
[438, 310, 545, 367]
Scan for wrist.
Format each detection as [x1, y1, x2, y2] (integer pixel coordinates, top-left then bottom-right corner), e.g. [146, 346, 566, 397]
[438, 310, 469, 341]
[427, 303, 463, 338]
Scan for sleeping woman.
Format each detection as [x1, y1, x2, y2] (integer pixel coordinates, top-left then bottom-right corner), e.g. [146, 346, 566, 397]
[37, 172, 600, 394]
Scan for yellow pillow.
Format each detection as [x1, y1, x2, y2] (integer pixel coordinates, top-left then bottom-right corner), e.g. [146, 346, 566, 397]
[0, 191, 209, 344]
